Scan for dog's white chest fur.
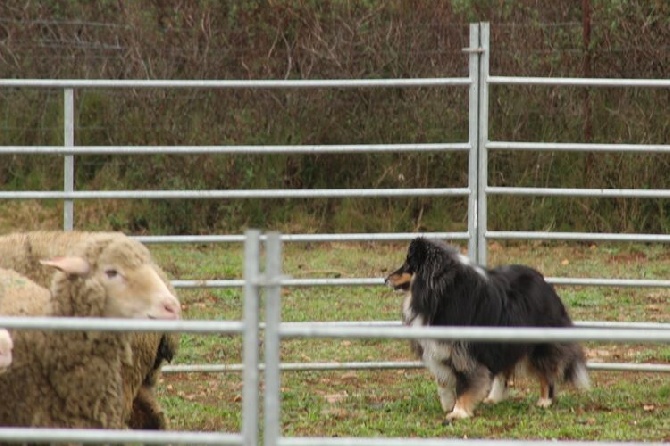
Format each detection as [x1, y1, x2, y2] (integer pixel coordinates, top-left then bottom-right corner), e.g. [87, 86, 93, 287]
[403, 292, 475, 376]
[403, 293, 456, 382]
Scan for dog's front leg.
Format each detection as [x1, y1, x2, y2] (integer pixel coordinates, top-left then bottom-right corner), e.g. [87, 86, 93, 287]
[428, 358, 457, 413]
[444, 365, 492, 424]
[436, 378, 456, 413]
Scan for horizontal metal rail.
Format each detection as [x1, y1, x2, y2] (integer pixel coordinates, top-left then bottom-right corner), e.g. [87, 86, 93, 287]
[279, 325, 670, 343]
[486, 187, 670, 198]
[0, 317, 243, 334]
[134, 231, 469, 244]
[0, 77, 470, 89]
[547, 277, 670, 288]
[7, 76, 669, 90]
[577, 321, 670, 329]
[587, 362, 670, 373]
[172, 279, 245, 289]
[0, 143, 470, 155]
[164, 362, 424, 373]
[487, 141, 670, 153]
[3, 317, 666, 338]
[487, 231, 670, 243]
[0, 188, 470, 200]
[271, 320, 670, 330]
[488, 75, 670, 88]
[162, 361, 670, 374]
[171, 278, 390, 289]
[279, 438, 668, 446]
[0, 428, 242, 445]
[170, 276, 670, 289]
[283, 278, 382, 287]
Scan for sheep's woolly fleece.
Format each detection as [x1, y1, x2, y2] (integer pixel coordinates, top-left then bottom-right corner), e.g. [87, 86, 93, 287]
[0, 329, 11, 372]
[0, 231, 181, 430]
[0, 273, 25, 375]
[0, 235, 180, 430]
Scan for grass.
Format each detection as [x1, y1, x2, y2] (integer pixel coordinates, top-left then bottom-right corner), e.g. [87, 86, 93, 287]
[143, 241, 670, 441]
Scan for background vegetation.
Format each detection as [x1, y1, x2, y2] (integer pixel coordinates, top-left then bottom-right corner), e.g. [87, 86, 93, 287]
[1, 0, 669, 234]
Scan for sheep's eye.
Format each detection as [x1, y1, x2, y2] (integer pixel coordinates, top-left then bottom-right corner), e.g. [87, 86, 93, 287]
[105, 269, 119, 279]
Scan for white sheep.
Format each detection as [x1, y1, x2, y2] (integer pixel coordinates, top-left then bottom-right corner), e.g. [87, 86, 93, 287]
[0, 234, 181, 430]
[0, 231, 180, 429]
[0, 329, 12, 373]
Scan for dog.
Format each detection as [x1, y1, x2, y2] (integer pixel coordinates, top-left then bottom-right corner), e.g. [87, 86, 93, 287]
[385, 237, 589, 423]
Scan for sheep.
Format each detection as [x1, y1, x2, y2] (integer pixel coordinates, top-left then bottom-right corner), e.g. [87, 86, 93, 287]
[0, 231, 180, 430]
[0, 330, 12, 373]
[0, 235, 181, 432]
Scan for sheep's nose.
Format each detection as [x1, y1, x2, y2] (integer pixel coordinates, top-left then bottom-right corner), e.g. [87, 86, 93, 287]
[163, 301, 182, 319]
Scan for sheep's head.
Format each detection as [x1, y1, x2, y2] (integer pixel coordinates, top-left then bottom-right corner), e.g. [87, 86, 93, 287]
[0, 329, 13, 373]
[41, 237, 181, 320]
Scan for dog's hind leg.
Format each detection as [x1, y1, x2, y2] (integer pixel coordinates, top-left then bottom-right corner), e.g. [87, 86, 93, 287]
[483, 373, 508, 405]
[536, 374, 555, 408]
[563, 344, 590, 391]
[528, 345, 560, 408]
[535, 343, 590, 407]
[444, 365, 491, 423]
[535, 346, 590, 408]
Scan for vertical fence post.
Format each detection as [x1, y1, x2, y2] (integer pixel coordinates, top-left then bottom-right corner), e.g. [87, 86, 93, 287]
[242, 230, 261, 446]
[63, 88, 74, 231]
[476, 22, 490, 265]
[264, 232, 282, 446]
[467, 23, 481, 263]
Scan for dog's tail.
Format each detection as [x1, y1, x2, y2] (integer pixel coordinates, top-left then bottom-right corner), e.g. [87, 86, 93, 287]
[563, 344, 590, 390]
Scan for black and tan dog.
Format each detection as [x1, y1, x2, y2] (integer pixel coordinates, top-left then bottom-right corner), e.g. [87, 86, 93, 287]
[385, 237, 589, 423]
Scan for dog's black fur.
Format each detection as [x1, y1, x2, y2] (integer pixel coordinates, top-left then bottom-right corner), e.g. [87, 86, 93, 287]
[385, 237, 589, 422]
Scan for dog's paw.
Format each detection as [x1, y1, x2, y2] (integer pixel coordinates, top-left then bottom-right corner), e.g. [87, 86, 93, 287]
[484, 376, 508, 404]
[536, 397, 553, 408]
[445, 406, 471, 422]
[483, 392, 507, 405]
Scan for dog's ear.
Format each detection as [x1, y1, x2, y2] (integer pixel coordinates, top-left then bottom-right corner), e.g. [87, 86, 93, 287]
[406, 237, 428, 271]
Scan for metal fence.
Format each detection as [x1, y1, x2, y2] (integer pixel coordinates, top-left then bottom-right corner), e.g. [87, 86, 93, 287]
[2, 231, 668, 445]
[1, 21, 669, 445]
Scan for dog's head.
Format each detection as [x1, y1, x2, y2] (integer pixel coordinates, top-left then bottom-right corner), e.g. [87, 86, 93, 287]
[384, 237, 431, 291]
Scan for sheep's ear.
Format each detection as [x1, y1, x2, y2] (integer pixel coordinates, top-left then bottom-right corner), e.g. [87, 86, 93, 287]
[40, 256, 91, 275]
